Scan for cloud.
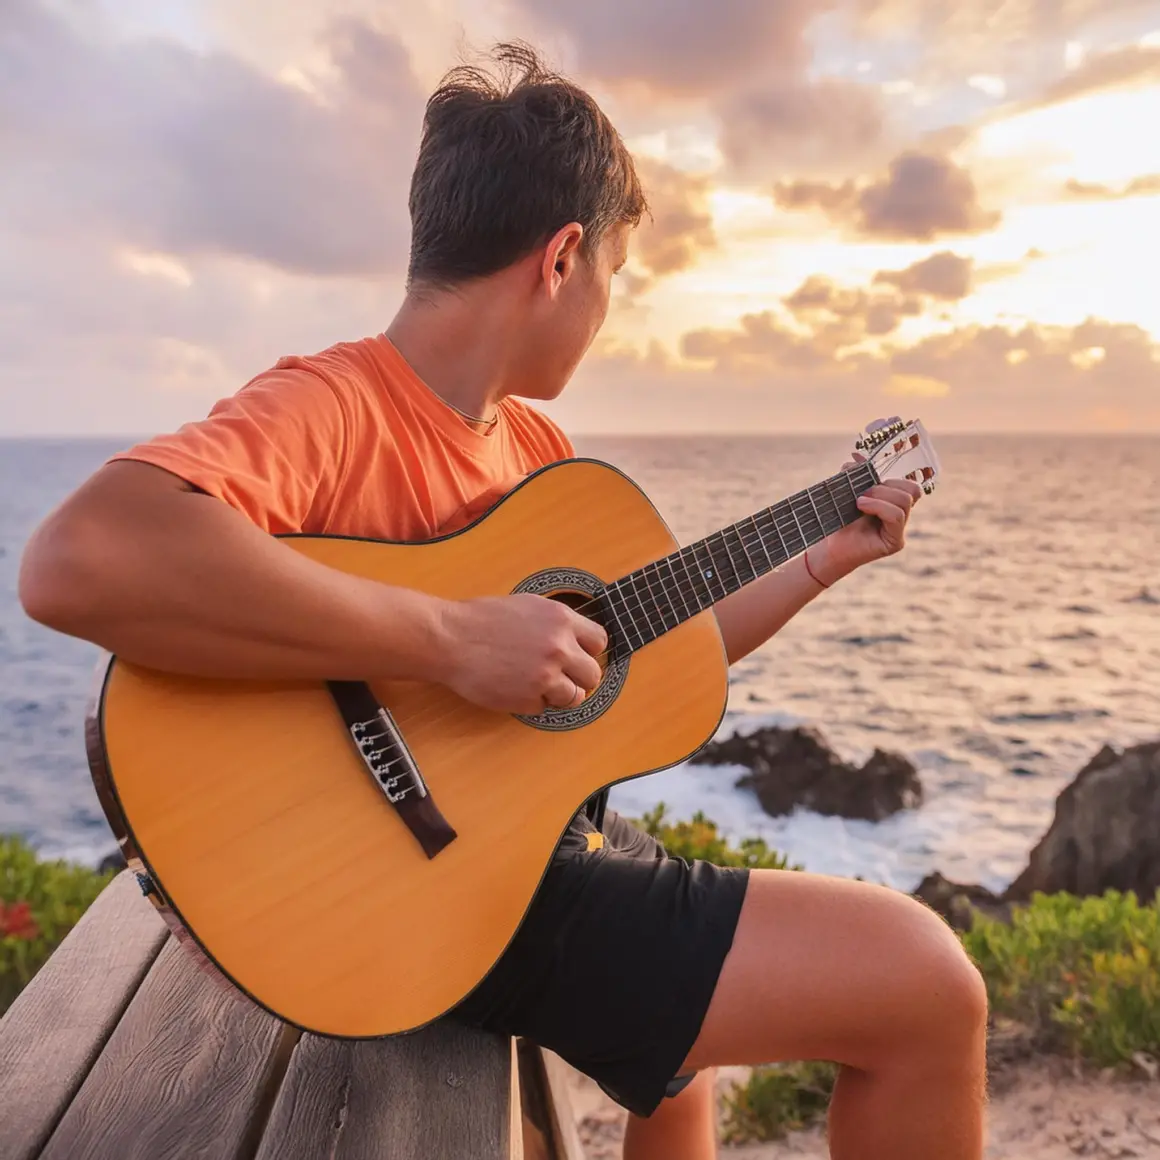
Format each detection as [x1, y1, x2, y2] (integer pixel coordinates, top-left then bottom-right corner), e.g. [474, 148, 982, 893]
[681, 312, 838, 374]
[782, 276, 923, 344]
[506, 0, 823, 96]
[1032, 44, 1160, 110]
[874, 252, 974, 299]
[549, 311, 1160, 436]
[682, 257, 977, 376]
[889, 318, 1160, 415]
[631, 160, 718, 280]
[717, 76, 889, 179]
[1061, 174, 1160, 201]
[849, 1, 1159, 78]
[590, 312, 1160, 435]
[773, 151, 1002, 241]
[0, 1, 424, 278]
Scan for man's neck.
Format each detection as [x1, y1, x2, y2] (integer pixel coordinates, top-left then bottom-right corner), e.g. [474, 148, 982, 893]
[385, 276, 527, 423]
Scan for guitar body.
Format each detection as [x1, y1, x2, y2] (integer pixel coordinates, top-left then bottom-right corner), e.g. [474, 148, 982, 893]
[89, 459, 729, 1038]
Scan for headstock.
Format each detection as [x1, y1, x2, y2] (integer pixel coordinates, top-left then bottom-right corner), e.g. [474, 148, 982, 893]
[856, 416, 941, 495]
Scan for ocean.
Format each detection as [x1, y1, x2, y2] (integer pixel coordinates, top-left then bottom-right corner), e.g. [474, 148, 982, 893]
[1, 434, 1157, 891]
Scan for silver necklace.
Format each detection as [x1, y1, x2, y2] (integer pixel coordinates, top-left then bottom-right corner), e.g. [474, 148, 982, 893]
[441, 395, 499, 432]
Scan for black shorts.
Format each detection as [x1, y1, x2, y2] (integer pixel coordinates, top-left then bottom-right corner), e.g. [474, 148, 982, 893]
[447, 806, 750, 1118]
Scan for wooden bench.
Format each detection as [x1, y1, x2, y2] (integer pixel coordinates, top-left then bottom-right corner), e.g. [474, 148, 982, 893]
[0, 871, 586, 1160]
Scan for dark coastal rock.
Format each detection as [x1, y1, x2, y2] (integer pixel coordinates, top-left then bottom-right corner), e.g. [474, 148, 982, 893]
[692, 724, 923, 821]
[913, 871, 1009, 931]
[1002, 740, 1160, 903]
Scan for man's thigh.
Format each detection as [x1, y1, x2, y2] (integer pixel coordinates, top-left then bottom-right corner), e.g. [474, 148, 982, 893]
[682, 869, 987, 1073]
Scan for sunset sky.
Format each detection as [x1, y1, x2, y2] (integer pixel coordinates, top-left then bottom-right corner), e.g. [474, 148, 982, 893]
[3, 0, 1159, 435]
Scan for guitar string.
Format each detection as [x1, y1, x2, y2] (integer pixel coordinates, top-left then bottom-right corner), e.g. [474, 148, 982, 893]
[564, 465, 871, 634]
[346, 466, 877, 778]
[344, 451, 930, 789]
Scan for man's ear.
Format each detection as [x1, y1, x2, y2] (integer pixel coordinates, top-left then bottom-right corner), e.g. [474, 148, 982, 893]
[541, 223, 585, 298]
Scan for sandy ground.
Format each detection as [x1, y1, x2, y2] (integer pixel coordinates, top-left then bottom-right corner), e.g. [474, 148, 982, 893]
[567, 1059, 1160, 1159]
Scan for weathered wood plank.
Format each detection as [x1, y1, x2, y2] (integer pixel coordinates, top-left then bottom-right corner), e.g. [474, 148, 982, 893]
[537, 1049, 586, 1160]
[255, 1021, 518, 1160]
[39, 935, 287, 1160]
[510, 1037, 525, 1160]
[0, 871, 168, 1160]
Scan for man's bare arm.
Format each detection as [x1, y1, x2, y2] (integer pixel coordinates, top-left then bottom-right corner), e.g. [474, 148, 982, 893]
[18, 461, 606, 715]
[18, 461, 455, 680]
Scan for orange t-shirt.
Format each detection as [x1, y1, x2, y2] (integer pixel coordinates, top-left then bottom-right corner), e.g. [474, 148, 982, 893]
[112, 334, 574, 539]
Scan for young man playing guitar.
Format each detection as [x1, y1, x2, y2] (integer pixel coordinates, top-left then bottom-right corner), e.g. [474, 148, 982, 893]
[20, 44, 986, 1160]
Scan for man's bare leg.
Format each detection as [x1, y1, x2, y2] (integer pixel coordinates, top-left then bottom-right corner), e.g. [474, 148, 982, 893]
[679, 869, 988, 1160]
[622, 1068, 717, 1160]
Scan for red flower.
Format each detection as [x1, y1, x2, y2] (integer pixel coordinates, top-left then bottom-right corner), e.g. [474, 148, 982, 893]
[0, 900, 40, 941]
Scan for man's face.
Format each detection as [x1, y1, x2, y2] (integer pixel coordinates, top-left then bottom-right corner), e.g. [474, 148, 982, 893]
[518, 222, 631, 402]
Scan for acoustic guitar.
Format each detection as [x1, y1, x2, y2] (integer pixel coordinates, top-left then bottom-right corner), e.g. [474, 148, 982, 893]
[88, 416, 940, 1038]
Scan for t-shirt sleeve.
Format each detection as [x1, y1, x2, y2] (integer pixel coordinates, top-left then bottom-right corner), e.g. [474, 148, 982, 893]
[110, 362, 348, 534]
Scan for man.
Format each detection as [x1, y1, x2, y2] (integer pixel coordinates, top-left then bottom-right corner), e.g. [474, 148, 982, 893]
[19, 43, 986, 1160]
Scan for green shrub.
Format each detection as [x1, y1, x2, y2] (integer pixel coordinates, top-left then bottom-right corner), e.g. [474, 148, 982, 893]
[0, 835, 115, 1015]
[963, 888, 1160, 1067]
[720, 1060, 838, 1143]
[633, 804, 802, 872]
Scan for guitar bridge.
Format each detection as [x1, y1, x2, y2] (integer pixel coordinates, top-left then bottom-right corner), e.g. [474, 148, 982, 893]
[350, 710, 429, 805]
[328, 681, 457, 860]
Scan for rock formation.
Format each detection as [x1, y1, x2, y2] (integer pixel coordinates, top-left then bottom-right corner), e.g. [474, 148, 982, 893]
[691, 724, 923, 822]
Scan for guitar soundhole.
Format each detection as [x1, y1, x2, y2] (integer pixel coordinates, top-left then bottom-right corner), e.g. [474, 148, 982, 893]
[511, 566, 630, 733]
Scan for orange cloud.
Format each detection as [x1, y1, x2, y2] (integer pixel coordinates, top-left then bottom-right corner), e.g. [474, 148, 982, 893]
[1061, 174, 1160, 201]
[1032, 44, 1160, 110]
[874, 252, 974, 300]
[632, 159, 718, 280]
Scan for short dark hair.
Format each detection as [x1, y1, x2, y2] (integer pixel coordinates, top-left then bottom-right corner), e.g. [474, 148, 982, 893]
[407, 42, 648, 288]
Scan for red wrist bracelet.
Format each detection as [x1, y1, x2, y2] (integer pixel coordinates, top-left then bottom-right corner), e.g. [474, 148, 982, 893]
[804, 549, 830, 589]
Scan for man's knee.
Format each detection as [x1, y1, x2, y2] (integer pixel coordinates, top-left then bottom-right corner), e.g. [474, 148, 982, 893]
[893, 891, 988, 1044]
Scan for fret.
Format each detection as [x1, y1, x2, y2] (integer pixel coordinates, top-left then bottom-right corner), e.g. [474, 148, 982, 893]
[608, 579, 649, 650]
[691, 540, 729, 602]
[720, 525, 756, 587]
[708, 531, 741, 592]
[625, 572, 662, 643]
[842, 470, 861, 508]
[745, 515, 775, 572]
[804, 487, 827, 537]
[786, 494, 809, 549]
[660, 554, 695, 620]
[644, 562, 680, 631]
[816, 478, 844, 534]
[675, 547, 709, 611]
[606, 458, 888, 658]
[759, 506, 790, 563]
[772, 503, 803, 556]
[600, 588, 634, 659]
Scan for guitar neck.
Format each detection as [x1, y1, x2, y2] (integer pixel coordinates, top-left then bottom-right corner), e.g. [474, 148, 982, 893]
[600, 461, 880, 657]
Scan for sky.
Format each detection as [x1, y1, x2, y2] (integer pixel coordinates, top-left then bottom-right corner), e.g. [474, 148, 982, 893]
[2, 0, 1159, 435]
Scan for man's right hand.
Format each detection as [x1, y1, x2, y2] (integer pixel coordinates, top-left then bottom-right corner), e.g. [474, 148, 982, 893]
[433, 594, 608, 716]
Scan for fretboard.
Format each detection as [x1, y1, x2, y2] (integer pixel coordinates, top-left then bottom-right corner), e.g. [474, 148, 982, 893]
[599, 462, 878, 657]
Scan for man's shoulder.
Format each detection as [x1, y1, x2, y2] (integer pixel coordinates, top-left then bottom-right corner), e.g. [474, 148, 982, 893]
[501, 398, 575, 461]
[265, 335, 385, 391]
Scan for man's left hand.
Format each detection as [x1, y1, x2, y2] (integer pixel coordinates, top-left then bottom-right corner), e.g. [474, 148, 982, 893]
[808, 454, 924, 584]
